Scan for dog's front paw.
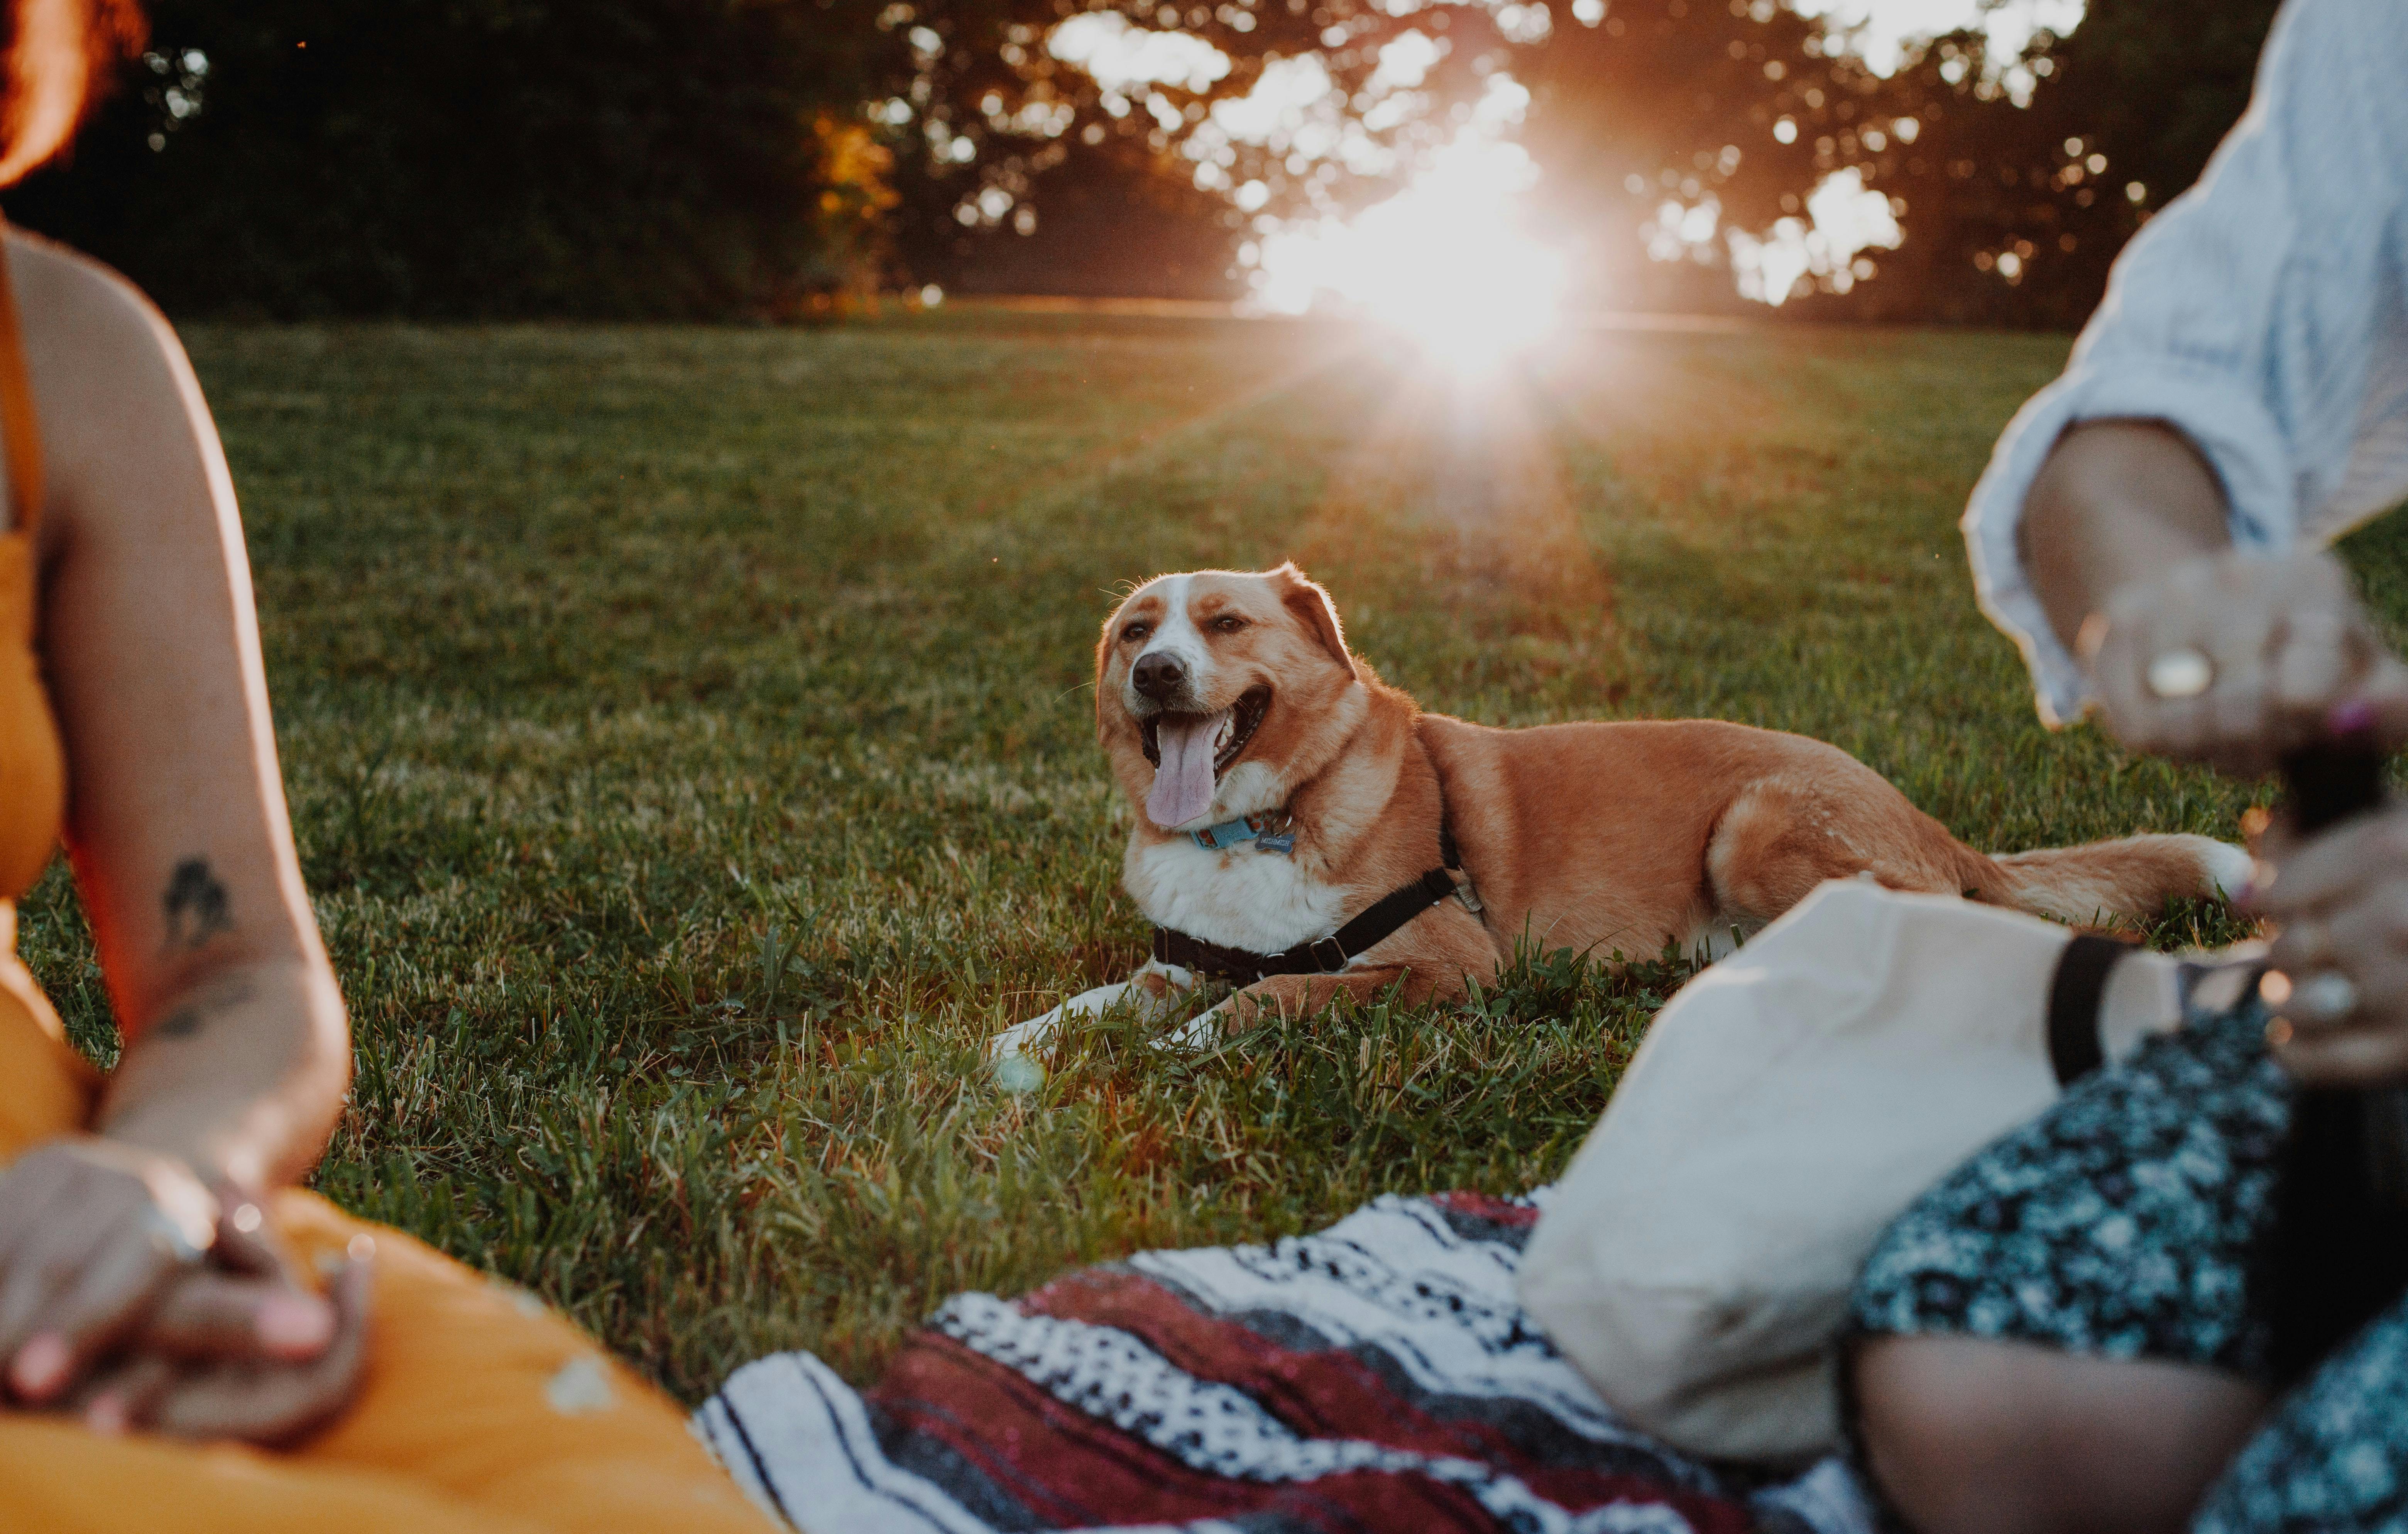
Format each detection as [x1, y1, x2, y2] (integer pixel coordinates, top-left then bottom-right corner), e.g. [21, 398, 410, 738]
[991, 977, 1170, 1060]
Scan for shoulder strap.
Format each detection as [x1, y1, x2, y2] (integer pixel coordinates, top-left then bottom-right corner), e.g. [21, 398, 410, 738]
[2044, 932, 2136, 1086]
[0, 215, 42, 537]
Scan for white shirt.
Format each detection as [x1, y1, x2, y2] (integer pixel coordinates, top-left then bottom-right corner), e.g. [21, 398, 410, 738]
[1962, 0, 2408, 727]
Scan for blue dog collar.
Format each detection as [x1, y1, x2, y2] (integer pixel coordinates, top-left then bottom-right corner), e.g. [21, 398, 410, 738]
[1190, 811, 1295, 855]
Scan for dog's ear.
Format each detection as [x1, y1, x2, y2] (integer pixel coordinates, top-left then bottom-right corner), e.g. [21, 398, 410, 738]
[1271, 563, 1358, 681]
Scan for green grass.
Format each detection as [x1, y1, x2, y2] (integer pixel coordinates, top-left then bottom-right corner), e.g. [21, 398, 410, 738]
[15, 309, 2385, 1402]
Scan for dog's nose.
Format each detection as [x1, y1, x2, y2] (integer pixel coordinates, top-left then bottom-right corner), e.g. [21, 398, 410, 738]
[1131, 651, 1187, 702]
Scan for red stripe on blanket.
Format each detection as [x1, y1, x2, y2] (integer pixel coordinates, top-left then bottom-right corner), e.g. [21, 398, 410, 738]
[870, 1332, 1509, 1533]
[1015, 1268, 1752, 1533]
[1427, 1192, 1542, 1228]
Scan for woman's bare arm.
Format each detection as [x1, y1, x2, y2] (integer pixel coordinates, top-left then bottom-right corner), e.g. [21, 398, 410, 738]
[2021, 420, 2234, 652]
[12, 231, 347, 1193]
[0, 233, 361, 1416]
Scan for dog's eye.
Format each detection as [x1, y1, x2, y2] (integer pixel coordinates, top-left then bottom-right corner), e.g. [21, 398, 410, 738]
[1121, 621, 1152, 642]
[1210, 615, 1248, 634]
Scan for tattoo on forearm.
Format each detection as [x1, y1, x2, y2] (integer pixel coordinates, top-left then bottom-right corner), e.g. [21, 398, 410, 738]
[162, 858, 233, 952]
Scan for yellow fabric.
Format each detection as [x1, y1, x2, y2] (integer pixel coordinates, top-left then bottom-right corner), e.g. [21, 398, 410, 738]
[0, 924, 777, 1532]
[0, 523, 78, 1150]
[0, 487, 774, 1532]
[0, 533, 63, 904]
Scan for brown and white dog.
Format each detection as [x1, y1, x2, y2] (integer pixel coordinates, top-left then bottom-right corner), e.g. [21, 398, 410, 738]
[993, 564, 2247, 1056]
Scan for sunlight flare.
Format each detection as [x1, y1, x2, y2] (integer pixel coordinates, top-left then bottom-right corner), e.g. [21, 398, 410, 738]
[1246, 135, 1569, 373]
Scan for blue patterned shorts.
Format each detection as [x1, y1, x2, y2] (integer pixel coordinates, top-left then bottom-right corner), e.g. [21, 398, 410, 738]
[1847, 997, 2408, 1532]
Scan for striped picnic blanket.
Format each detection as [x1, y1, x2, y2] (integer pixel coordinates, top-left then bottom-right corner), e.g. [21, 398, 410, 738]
[693, 1190, 1876, 1534]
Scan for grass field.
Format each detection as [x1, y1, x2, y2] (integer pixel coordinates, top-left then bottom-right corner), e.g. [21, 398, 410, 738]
[17, 308, 2366, 1404]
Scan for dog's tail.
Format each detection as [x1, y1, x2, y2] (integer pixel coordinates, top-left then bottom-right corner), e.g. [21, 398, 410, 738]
[1979, 833, 2252, 924]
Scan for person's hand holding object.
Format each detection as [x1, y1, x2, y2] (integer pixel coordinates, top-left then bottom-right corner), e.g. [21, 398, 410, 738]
[2247, 805, 2408, 1088]
[2082, 547, 2408, 777]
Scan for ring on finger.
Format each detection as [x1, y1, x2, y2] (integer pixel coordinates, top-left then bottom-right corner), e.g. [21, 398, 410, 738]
[2292, 969, 2362, 1025]
[2146, 647, 2216, 700]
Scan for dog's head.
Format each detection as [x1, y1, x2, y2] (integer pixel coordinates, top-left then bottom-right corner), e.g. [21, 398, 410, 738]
[1096, 563, 1363, 832]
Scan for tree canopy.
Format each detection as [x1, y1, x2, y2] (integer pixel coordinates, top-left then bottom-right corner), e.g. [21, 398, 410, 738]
[4, 0, 2279, 323]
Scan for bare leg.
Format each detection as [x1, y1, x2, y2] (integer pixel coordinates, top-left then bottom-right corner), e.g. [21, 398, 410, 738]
[1854, 1334, 2270, 1534]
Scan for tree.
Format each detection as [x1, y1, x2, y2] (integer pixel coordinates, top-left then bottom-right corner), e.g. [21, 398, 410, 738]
[4, 0, 2287, 322]
[1796, 0, 2283, 326]
[896, 0, 1868, 308]
[8, 0, 920, 318]
[923, 0, 2285, 321]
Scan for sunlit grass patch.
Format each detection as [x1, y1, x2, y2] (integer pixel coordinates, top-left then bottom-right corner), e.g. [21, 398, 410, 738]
[15, 312, 2391, 1402]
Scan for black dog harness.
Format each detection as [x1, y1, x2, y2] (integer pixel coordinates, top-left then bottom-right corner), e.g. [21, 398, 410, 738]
[1150, 819, 1468, 984]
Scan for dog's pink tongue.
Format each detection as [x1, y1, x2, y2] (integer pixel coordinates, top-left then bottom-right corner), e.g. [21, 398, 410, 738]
[1147, 713, 1226, 828]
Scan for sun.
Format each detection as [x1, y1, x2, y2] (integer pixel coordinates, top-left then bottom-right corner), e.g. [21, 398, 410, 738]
[1248, 136, 1569, 373]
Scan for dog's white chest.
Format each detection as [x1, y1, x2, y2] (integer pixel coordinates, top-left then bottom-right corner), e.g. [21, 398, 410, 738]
[1125, 839, 1349, 955]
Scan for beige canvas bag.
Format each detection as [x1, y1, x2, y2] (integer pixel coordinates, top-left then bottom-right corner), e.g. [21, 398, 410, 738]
[1517, 877, 2220, 1465]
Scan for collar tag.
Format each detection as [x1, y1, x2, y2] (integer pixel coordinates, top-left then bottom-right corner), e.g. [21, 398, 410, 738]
[1191, 811, 1294, 855]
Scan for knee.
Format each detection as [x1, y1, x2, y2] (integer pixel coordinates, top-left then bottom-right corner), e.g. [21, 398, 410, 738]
[1850, 1334, 2269, 1534]
[1853, 1334, 2045, 1534]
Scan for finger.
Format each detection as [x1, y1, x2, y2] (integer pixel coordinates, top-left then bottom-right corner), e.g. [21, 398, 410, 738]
[205, 1197, 286, 1280]
[67, 1351, 178, 1436]
[2261, 611, 2380, 765]
[2195, 582, 2291, 760]
[2274, 1016, 2408, 1087]
[2090, 587, 2189, 753]
[152, 1261, 370, 1446]
[0, 1164, 117, 1338]
[142, 1271, 335, 1363]
[2264, 885, 2394, 976]
[0, 1204, 124, 1390]
[2252, 811, 2406, 915]
[2128, 588, 2252, 765]
[2150, 691, 2219, 765]
[2345, 655, 2408, 752]
[2322, 886, 2408, 961]
[2264, 918, 2408, 1024]
[10, 1224, 184, 1403]
[2090, 618, 2163, 754]
[150, 1262, 366, 1444]
[0, 1153, 80, 1275]
[2205, 643, 2273, 770]
[2267, 610, 2361, 716]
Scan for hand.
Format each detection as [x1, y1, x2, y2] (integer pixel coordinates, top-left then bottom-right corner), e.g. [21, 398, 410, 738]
[0, 1139, 365, 1442]
[73, 1247, 370, 1446]
[2085, 547, 2408, 777]
[2245, 801, 2408, 1086]
[0, 1137, 220, 1405]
